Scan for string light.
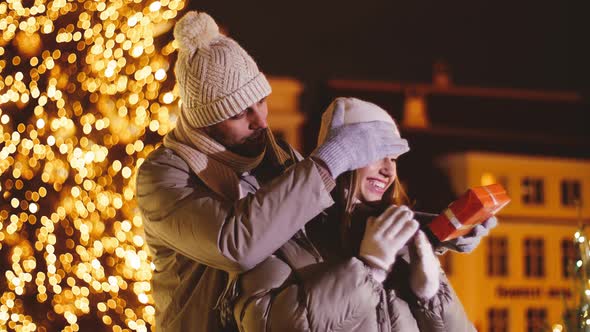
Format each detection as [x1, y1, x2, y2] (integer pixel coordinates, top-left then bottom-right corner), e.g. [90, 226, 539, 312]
[565, 213, 590, 330]
[1, 0, 185, 330]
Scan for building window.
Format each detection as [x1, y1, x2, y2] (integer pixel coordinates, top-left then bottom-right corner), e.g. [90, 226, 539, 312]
[522, 177, 544, 205]
[526, 308, 547, 332]
[487, 237, 508, 276]
[561, 180, 582, 207]
[488, 308, 509, 332]
[562, 239, 580, 278]
[524, 238, 545, 277]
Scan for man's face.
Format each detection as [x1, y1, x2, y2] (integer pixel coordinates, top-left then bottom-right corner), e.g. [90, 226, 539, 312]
[204, 97, 269, 157]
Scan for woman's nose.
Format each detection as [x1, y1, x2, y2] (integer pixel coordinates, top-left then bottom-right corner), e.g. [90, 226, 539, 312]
[380, 158, 395, 176]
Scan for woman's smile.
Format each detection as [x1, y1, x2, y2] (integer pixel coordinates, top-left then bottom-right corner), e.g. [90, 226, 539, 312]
[356, 157, 397, 203]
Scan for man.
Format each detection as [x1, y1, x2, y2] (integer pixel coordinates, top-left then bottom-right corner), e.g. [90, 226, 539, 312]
[135, 11, 411, 331]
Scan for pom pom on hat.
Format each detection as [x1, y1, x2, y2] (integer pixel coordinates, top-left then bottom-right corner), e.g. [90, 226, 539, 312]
[174, 11, 220, 55]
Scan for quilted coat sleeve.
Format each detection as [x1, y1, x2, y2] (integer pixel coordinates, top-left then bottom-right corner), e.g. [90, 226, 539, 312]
[234, 256, 382, 332]
[136, 147, 334, 273]
[406, 271, 476, 332]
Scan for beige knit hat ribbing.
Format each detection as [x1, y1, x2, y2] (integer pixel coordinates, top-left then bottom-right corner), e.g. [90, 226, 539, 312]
[174, 11, 272, 128]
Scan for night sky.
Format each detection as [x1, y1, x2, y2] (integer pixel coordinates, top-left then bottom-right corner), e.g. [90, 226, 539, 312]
[189, 0, 588, 92]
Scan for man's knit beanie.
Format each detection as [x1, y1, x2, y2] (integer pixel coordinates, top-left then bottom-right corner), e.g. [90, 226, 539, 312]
[317, 97, 409, 159]
[173, 11, 271, 128]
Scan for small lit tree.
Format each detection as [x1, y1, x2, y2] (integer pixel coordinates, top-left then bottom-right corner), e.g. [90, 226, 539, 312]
[562, 202, 589, 332]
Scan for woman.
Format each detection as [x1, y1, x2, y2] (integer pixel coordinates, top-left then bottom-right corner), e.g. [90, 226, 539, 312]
[231, 98, 476, 332]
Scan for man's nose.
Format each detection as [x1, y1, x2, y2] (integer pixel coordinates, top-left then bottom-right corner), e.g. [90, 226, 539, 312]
[249, 107, 268, 130]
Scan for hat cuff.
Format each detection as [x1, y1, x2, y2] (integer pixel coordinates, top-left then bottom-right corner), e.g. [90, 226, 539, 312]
[185, 73, 272, 128]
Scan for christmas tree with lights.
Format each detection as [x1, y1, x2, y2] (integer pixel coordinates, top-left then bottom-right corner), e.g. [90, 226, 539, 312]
[0, 0, 185, 330]
[562, 203, 590, 332]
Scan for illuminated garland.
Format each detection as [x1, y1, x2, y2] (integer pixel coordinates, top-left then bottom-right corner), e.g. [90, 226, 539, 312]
[560, 202, 588, 332]
[561, 228, 590, 332]
[0, 0, 185, 330]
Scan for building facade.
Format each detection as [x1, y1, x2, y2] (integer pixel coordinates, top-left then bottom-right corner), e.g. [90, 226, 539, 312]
[437, 151, 590, 332]
[266, 77, 306, 151]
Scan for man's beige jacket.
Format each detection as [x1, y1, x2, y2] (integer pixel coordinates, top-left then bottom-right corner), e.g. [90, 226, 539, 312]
[136, 146, 333, 331]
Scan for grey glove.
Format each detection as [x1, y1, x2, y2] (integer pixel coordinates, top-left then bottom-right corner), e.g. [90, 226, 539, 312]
[312, 99, 408, 179]
[440, 216, 498, 253]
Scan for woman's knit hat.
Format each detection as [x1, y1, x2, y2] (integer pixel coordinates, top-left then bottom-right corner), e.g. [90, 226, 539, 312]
[317, 97, 409, 158]
[173, 11, 271, 128]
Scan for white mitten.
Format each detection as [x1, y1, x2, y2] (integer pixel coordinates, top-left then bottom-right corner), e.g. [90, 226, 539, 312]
[409, 230, 441, 300]
[360, 205, 419, 282]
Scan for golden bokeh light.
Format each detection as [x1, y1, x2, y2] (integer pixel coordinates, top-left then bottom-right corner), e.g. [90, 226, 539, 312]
[1, 0, 184, 330]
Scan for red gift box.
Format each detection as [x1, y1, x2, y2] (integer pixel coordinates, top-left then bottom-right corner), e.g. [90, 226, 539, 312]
[427, 184, 511, 242]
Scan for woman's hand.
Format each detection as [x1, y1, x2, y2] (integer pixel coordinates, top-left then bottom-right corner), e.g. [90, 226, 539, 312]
[409, 230, 441, 300]
[359, 205, 419, 282]
[441, 216, 498, 253]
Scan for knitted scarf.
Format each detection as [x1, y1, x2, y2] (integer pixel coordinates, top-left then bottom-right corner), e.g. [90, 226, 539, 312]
[163, 110, 291, 200]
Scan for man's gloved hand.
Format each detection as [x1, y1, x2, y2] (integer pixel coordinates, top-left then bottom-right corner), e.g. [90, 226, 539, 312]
[360, 205, 419, 283]
[312, 98, 408, 179]
[409, 230, 441, 300]
[441, 216, 498, 253]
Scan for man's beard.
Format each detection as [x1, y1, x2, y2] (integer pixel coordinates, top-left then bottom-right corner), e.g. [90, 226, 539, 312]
[227, 130, 267, 157]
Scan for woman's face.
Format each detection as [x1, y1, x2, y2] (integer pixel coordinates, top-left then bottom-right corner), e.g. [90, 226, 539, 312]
[355, 157, 397, 203]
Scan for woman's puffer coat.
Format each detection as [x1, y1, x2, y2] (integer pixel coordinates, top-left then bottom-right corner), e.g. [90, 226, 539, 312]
[233, 211, 475, 332]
